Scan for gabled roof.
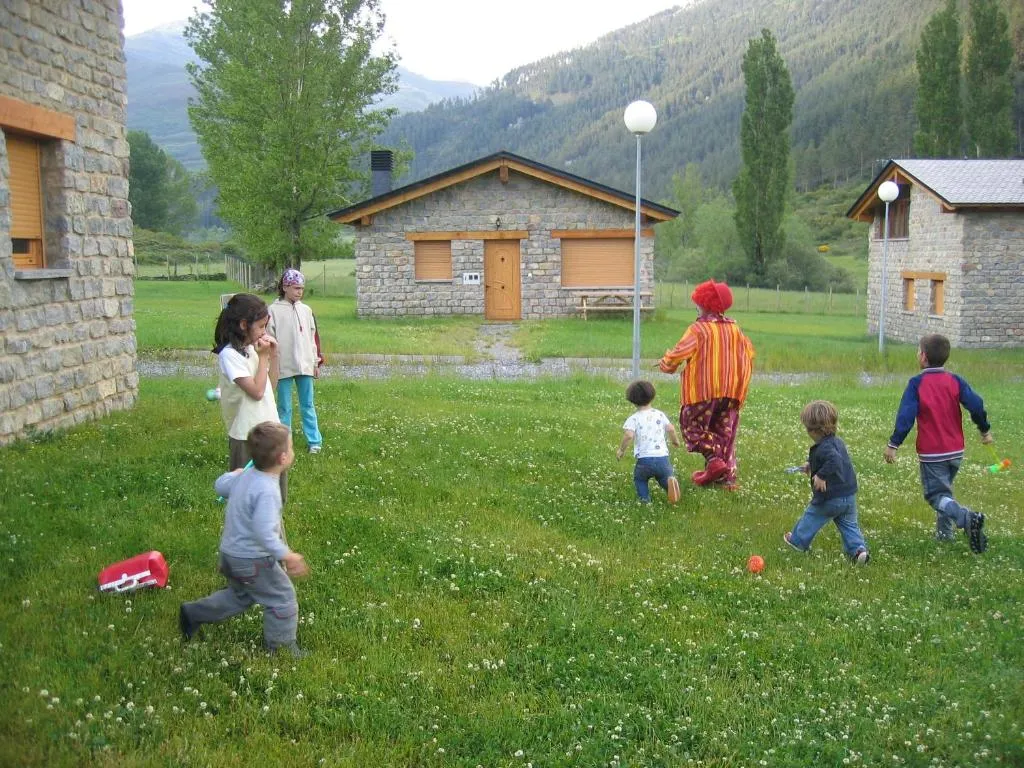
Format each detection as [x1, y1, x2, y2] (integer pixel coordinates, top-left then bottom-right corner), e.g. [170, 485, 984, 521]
[848, 159, 1024, 221]
[327, 151, 680, 225]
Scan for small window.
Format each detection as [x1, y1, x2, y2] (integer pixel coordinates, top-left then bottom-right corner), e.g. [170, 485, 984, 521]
[903, 277, 915, 311]
[929, 279, 944, 315]
[414, 241, 452, 281]
[874, 187, 910, 240]
[7, 133, 45, 269]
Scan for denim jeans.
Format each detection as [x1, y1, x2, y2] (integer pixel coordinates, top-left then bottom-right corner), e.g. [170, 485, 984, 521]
[920, 459, 968, 539]
[276, 375, 322, 447]
[633, 456, 675, 502]
[789, 494, 866, 556]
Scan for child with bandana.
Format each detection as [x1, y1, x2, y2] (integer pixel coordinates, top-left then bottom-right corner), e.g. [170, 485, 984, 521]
[267, 269, 325, 453]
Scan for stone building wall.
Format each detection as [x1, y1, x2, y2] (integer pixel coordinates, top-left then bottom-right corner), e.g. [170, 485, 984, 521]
[0, 0, 137, 445]
[960, 212, 1024, 347]
[353, 171, 655, 318]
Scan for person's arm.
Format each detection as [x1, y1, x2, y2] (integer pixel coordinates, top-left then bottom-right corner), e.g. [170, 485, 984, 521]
[250, 492, 290, 561]
[213, 469, 242, 499]
[812, 441, 840, 492]
[658, 326, 699, 374]
[665, 422, 681, 448]
[955, 375, 991, 437]
[885, 378, 920, 462]
[616, 429, 634, 461]
[233, 351, 271, 401]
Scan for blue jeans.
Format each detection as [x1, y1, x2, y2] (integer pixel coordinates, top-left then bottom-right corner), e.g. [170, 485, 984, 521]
[276, 375, 322, 447]
[789, 494, 866, 556]
[633, 456, 674, 502]
[920, 459, 969, 539]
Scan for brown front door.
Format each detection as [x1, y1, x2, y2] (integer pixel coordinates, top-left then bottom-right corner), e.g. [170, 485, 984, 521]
[484, 240, 521, 320]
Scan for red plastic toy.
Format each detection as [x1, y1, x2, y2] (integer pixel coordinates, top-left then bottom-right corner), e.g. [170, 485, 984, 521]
[98, 551, 169, 594]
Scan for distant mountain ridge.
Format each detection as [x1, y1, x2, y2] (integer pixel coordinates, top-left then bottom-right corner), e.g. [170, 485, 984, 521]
[125, 22, 479, 169]
[381, 0, 1023, 200]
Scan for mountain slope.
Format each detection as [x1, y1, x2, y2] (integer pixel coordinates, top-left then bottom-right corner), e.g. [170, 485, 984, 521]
[382, 0, 1019, 200]
[125, 23, 479, 170]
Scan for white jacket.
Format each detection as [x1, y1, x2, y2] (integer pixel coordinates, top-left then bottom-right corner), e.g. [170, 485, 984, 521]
[268, 298, 320, 378]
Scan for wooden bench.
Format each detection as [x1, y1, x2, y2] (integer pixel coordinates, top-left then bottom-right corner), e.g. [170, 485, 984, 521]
[572, 290, 655, 320]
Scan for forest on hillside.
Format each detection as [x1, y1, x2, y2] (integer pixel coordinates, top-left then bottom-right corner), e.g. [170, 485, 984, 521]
[381, 0, 1024, 201]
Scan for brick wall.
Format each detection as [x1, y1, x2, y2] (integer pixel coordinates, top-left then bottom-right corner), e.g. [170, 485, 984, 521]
[0, 0, 137, 445]
[352, 172, 655, 318]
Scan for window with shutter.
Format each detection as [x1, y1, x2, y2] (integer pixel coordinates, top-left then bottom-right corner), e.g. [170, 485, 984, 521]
[7, 133, 45, 269]
[414, 241, 452, 280]
[560, 239, 634, 287]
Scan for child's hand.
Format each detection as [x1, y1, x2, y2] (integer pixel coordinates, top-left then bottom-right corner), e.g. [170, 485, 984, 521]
[615, 447, 624, 461]
[812, 474, 827, 492]
[981, 431, 994, 445]
[283, 552, 309, 579]
[255, 334, 278, 354]
[883, 446, 898, 464]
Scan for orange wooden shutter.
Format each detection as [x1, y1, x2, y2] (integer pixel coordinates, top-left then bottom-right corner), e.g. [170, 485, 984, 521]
[560, 238, 634, 287]
[7, 133, 44, 268]
[414, 241, 452, 280]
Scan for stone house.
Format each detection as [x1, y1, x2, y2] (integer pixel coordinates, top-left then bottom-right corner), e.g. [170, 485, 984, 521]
[848, 159, 1024, 348]
[328, 151, 679, 319]
[1, 1, 136, 445]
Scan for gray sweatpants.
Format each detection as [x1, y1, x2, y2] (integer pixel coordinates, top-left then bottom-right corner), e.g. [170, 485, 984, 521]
[183, 553, 298, 649]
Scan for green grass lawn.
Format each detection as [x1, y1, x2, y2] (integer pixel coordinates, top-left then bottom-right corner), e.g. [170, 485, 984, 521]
[1, 376, 1022, 765]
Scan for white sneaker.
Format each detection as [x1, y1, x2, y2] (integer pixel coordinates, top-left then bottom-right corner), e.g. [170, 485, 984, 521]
[308, 445, 321, 454]
[854, 548, 870, 565]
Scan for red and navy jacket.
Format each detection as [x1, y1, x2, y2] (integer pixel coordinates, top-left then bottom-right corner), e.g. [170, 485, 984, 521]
[888, 367, 990, 462]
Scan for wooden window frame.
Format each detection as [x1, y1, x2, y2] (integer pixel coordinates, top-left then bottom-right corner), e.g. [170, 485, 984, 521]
[902, 277, 915, 311]
[6, 132, 46, 269]
[929, 278, 945, 316]
[559, 238, 636, 288]
[413, 240, 452, 281]
[874, 191, 910, 240]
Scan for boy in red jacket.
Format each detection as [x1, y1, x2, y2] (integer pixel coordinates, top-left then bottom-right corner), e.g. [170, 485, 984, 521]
[884, 334, 992, 553]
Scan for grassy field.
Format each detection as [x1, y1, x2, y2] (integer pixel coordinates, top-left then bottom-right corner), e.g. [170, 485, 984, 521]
[1, 376, 1021, 766]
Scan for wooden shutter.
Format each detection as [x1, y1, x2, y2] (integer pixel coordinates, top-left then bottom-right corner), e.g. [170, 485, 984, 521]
[414, 241, 452, 280]
[7, 133, 44, 268]
[560, 238, 634, 287]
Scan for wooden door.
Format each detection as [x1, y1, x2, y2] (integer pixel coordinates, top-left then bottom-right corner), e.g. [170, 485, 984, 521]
[484, 240, 521, 320]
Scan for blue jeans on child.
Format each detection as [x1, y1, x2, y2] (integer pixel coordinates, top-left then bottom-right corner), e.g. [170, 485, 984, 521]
[633, 456, 674, 502]
[920, 459, 969, 540]
[276, 375, 322, 448]
[788, 494, 866, 556]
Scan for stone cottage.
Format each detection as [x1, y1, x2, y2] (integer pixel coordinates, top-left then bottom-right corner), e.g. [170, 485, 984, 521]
[848, 159, 1024, 348]
[328, 151, 679, 320]
[1, 1, 136, 445]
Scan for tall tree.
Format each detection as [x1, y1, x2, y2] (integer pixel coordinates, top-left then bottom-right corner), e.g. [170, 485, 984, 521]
[964, 0, 1015, 156]
[914, 0, 962, 157]
[185, 0, 397, 269]
[128, 130, 198, 235]
[732, 29, 794, 283]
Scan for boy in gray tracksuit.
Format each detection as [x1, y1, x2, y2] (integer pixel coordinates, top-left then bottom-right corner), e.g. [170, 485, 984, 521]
[180, 421, 309, 656]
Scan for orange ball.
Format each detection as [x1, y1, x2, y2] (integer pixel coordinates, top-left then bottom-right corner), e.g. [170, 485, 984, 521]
[747, 555, 765, 574]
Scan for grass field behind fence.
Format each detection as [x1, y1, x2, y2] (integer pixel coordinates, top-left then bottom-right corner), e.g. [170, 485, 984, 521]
[1, 376, 1021, 766]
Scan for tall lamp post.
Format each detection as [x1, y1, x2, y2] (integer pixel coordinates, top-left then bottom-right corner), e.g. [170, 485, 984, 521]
[624, 100, 657, 379]
[876, 180, 899, 354]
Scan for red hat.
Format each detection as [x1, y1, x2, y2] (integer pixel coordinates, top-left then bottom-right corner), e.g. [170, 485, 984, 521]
[691, 280, 733, 314]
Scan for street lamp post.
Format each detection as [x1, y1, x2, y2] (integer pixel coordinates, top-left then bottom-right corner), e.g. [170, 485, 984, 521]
[624, 100, 657, 379]
[876, 180, 899, 354]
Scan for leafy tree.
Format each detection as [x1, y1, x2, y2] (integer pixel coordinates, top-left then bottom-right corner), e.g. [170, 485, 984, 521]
[965, 0, 1015, 156]
[127, 130, 198, 235]
[185, 0, 397, 270]
[914, 0, 962, 157]
[732, 29, 795, 283]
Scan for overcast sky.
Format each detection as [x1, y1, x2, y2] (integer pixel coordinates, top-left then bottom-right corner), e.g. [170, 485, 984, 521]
[120, 0, 682, 85]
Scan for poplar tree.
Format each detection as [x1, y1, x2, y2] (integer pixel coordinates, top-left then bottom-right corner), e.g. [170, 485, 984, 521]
[914, 0, 962, 157]
[732, 29, 794, 282]
[964, 0, 1015, 157]
[186, 0, 397, 269]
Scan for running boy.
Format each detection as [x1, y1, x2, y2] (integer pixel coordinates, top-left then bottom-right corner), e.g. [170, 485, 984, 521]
[784, 400, 869, 563]
[884, 334, 991, 553]
[180, 422, 310, 656]
[616, 380, 682, 503]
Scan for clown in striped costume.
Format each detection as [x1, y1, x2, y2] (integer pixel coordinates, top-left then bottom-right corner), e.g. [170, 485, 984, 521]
[658, 280, 754, 488]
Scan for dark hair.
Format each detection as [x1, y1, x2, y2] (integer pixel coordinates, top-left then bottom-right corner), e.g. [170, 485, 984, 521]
[920, 334, 950, 367]
[247, 422, 291, 470]
[800, 400, 838, 437]
[213, 293, 269, 355]
[626, 380, 656, 407]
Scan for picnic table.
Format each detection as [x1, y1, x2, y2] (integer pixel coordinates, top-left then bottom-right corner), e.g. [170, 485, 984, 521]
[572, 290, 655, 320]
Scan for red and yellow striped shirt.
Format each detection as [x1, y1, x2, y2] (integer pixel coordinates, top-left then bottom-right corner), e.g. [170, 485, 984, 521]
[658, 316, 755, 406]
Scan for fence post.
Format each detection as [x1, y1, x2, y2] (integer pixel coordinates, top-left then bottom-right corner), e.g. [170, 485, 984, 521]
[323, 263, 327, 297]
[746, 283, 750, 311]
[776, 284, 780, 312]
[829, 285, 833, 312]
[804, 285, 809, 312]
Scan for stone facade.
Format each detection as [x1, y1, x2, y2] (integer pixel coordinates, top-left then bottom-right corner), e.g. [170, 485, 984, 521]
[1, 0, 137, 445]
[354, 172, 655, 318]
[866, 185, 1023, 348]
